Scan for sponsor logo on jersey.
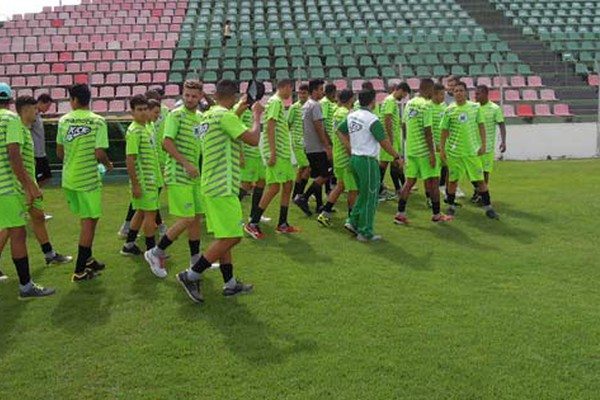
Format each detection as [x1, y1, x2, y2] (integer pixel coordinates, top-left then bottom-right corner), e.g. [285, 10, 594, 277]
[458, 113, 468, 123]
[65, 125, 92, 142]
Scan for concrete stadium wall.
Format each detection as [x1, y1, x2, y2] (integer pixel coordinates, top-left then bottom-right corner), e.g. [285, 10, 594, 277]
[502, 122, 599, 160]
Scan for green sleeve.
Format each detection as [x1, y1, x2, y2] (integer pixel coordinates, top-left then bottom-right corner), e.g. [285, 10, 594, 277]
[265, 99, 281, 122]
[95, 118, 109, 149]
[381, 98, 395, 116]
[125, 131, 140, 155]
[163, 111, 179, 140]
[495, 106, 505, 124]
[370, 120, 387, 141]
[5, 118, 24, 145]
[56, 122, 64, 145]
[337, 118, 349, 135]
[287, 105, 296, 126]
[423, 105, 433, 128]
[476, 107, 485, 124]
[440, 110, 450, 130]
[221, 111, 248, 139]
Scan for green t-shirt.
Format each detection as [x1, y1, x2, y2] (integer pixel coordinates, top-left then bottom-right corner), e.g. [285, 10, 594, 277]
[381, 94, 401, 144]
[430, 101, 446, 151]
[403, 96, 433, 157]
[233, 102, 258, 159]
[0, 109, 21, 196]
[5, 117, 35, 196]
[155, 104, 169, 168]
[261, 94, 291, 161]
[332, 106, 351, 168]
[354, 100, 380, 118]
[57, 109, 109, 191]
[479, 101, 504, 153]
[287, 100, 305, 151]
[320, 97, 338, 137]
[200, 105, 247, 197]
[163, 105, 203, 186]
[440, 101, 484, 158]
[126, 121, 162, 192]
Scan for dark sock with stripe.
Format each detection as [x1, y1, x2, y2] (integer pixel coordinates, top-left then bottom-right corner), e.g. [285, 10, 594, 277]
[145, 236, 156, 251]
[188, 240, 200, 258]
[251, 187, 264, 217]
[126, 229, 138, 244]
[432, 201, 441, 215]
[191, 255, 212, 274]
[219, 263, 234, 283]
[158, 234, 173, 251]
[238, 188, 248, 201]
[304, 182, 320, 201]
[480, 190, 491, 206]
[390, 165, 402, 191]
[322, 201, 334, 213]
[314, 185, 323, 210]
[250, 207, 264, 225]
[294, 178, 308, 197]
[398, 198, 407, 213]
[40, 242, 52, 255]
[278, 206, 289, 226]
[155, 210, 162, 226]
[75, 246, 92, 273]
[13, 257, 31, 286]
[125, 203, 135, 222]
[447, 194, 456, 206]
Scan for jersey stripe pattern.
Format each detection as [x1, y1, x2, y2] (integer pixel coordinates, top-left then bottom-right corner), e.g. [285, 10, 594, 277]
[163, 105, 203, 186]
[288, 101, 305, 151]
[261, 94, 291, 161]
[0, 110, 20, 196]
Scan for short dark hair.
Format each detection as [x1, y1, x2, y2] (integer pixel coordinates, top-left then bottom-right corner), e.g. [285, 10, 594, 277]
[298, 83, 309, 91]
[145, 89, 162, 101]
[476, 85, 489, 93]
[358, 89, 376, 107]
[148, 99, 161, 109]
[447, 75, 459, 84]
[455, 81, 468, 91]
[338, 89, 353, 103]
[433, 83, 446, 92]
[16, 95, 37, 114]
[324, 83, 337, 96]
[420, 78, 434, 91]
[130, 94, 148, 110]
[184, 80, 203, 91]
[277, 79, 293, 89]
[361, 81, 374, 91]
[37, 93, 53, 104]
[215, 79, 238, 99]
[398, 82, 411, 93]
[308, 79, 324, 94]
[69, 84, 92, 107]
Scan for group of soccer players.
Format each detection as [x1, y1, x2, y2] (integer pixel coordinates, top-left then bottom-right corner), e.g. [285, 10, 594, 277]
[0, 72, 506, 302]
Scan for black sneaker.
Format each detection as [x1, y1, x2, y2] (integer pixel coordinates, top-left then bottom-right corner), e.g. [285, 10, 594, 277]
[485, 209, 500, 220]
[86, 257, 105, 272]
[176, 271, 204, 303]
[19, 283, 56, 300]
[45, 253, 74, 266]
[120, 244, 142, 257]
[446, 207, 456, 216]
[0, 269, 8, 281]
[223, 280, 253, 297]
[470, 191, 481, 204]
[293, 195, 313, 217]
[72, 268, 99, 282]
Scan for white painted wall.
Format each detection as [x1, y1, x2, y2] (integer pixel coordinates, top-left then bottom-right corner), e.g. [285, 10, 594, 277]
[500, 122, 599, 160]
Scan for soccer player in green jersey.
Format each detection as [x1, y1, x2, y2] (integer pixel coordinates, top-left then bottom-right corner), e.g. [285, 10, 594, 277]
[120, 95, 163, 262]
[338, 89, 401, 241]
[144, 80, 206, 278]
[289, 84, 311, 201]
[472, 85, 506, 202]
[440, 82, 499, 220]
[316, 89, 357, 227]
[428, 83, 448, 201]
[245, 79, 299, 238]
[176, 80, 264, 303]
[380, 82, 411, 200]
[57, 84, 112, 282]
[394, 79, 453, 225]
[320, 83, 338, 139]
[0, 89, 56, 298]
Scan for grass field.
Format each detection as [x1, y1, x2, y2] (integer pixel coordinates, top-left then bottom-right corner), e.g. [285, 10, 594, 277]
[1, 159, 599, 400]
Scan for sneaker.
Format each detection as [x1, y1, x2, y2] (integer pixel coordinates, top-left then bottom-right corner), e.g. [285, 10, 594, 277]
[470, 191, 482, 204]
[432, 214, 454, 223]
[223, 280, 253, 297]
[384, 190, 398, 201]
[45, 252, 74, 265]
[485, 209, 500, 220]
[316, 212, 332, 227]
[117, 223, 129, 239]
[393, 214, 411, 225]
[293, 195, 313, 217]
[86, 258, 105, 272]
[0, 269, 7, 281]
[158, 223, 168, 238]
[344, 220, 358, 236]
[357, 234, 382, 242]
[244, 223, 265, 239]
[120, 244, 142, 257]
[44, 214, 53, 221]
[260, 216, 272, 223]
[144, 250, 167, 278]
[19, 283, 56, 300]
[276, 223, 301, 234]
[72, 268, 99, 282]
[456, 187, 466, 198]
[446, 207, 456, 216]
[176, 271, 203, 303]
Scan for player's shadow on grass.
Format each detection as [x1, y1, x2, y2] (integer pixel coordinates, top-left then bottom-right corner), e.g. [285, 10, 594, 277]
[364, 238, 435, 271]
[460, 207, 537, 244]
[175, 278, 317, 365]
[0, 289, 26, 359]
[493, 201, 551, 223]
[51, 282, 114, 333]
[270, 233, 334, 265]
[130, 258, 161, 302]
[418, 222, 500, 251]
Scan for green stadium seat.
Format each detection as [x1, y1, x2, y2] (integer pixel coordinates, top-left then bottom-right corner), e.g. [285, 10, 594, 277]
[206, 60, 219, 70]
[347, 67, 361, 79]
[169, 73, 183, 83]
[257, 70, 271, 80]
[276, 69, 290, 80]
[203, 71, 217, 82]
[239, 70, 253, 81]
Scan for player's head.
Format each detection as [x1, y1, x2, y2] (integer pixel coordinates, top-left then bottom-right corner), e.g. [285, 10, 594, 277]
[432, 83, 446, 104]
[16, 95, 38, 125]
[453, 81, 468, 104]
[393, 82, 411, 99]
[130, 94, 149, 123]
[145, 89, 162, 101]
[338, 89, 354, 107]
[298, 83, 309, 103]
[182, 80, 203, 110]
[215, 79, 239, 109]
[446, 75, 459, 95]
[308, 79, 325, 99]
[324, 83, 337, 101]
[0, 82, 11, 108]
[68, 84, 92, 110]
[419, 78, 435, 99]
[361, 81, 375, 92]
[36, 93, 54, 113]
[475, 85, 489, 104]
[147, 99, 161, 122]
[277, 79, 293, 100]
[358, 89, 376, 109]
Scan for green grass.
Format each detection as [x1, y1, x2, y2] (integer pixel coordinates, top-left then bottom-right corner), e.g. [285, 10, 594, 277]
[1, 159, 599, 399]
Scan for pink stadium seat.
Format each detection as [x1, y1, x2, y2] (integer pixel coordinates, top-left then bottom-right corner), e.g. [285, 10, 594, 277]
[109, 100, 125, 113]
[489, 90, 501, 102]
[27, 76, 42, 87]
[540, 90, 557, 101]
[371, 79, 384, 91]
[493, 77, 508, 88]
[510, 76, 526, 88]
[112, 62, 126, 72]
[58, 101, 71, 114]
[333, 80, 347, 90]
[50, 88, 66, 99]
[153, 73, 167, 83]
[116, 86, 131, 98]
[376, 92, 387, 103]
[516, 104, 534, 117]
[468, 91, 476, 102]
[67, 63, 81, 73]
[91, 74, 104, 85]
[7, 65, 20, 75]
[352, 80, 364, 92]
[527, 76, 543, 87]
[553, 104, 572, 116]
[36, 64, 50, 74]
[142, 61, 156, 71]
[522, 90, 538, 101]
[157, 60, 170, 71]
[407, 78, 420, 91]
[505, 90, 520, 102]
[132, 85, 147, 95]
[92, 100, 108, 113]
[51, 63, 66, 74]
[74, 74, 89, 84]
[106, 73, 120, 84]
[42, 75, 58, 87]
[588, 75, 599, 87]
[122, 73, 136, 84]
[462, 77, 474, 89]
[477, 77, 492, 87]
[534, 104, 552, 116]
[138, 73, 151, 83]
[263, 82, 273, 93]
[165, 84, 180, 97]
[22, 64, 35, 75]
[99, 87, 115, 98]
[239, 81, 248, 93]
[58, 75, 73, 86]
[203, 84, 216, 95]
[12, 77, 26, 87]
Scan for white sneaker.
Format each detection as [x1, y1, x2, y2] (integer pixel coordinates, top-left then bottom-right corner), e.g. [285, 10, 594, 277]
[144, 249, 167, 278]
[158, 223, 168, 238]
[0, 269, 7, 281]
[44, 214, 53, 221]
[260, 216, 272, 223]
[357, 234, 382, 242]
[456, 187, 466, 198]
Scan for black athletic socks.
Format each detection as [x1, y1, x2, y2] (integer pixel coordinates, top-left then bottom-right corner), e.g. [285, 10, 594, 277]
[188, 240, 200, 257]
[322, 201, 335, 213]
[145, 236, 156, 251]
[250, 207, 265, 225]
[75, 245, 92, 273]
[126, 229, 138, 244]
[251, 187, 264, 216]
[190, 255, 212, 274]
[158, 234, 173, 251]
[238, 188, 248, 201]
[125, 203, 135, 222]
[390, 165, 402, 192]
[219, 263, 234, 283]
[398, 198, 407, 213]
[480, 190, 491, 206]
[12, 257, 31, 285]
[278, 206, 289, 226]
[40, 242, 53, 255]
[293, 178, 308, 198]
[432, 201, 441, 215]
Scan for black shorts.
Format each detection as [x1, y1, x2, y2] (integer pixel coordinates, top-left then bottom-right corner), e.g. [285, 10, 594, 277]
[35, 157, 52, 182]
[307, 152, 331, 179]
